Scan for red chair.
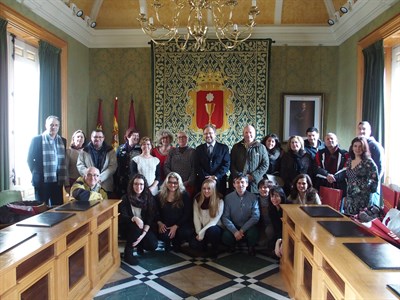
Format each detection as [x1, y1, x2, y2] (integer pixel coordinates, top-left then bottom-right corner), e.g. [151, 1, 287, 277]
[319, 186, 343, 211]
[382, 184, 397, 214]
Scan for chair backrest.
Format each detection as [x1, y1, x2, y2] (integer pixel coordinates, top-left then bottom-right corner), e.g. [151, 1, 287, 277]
[382, 184, 397, 214]
[319, 186, 343, 211]
[0, 190, 23, 207]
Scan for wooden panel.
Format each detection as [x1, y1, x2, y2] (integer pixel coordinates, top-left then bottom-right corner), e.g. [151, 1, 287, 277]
[0, 200, 121, 300]
[280, 204, 400, 299]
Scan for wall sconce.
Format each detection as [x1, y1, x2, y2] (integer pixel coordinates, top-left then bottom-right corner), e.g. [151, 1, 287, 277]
[70, 3, 83, 18]
[85, 16, 97, 28]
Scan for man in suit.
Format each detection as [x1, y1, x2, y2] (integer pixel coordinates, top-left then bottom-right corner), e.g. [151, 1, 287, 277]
[195, 124, 230, 195]
[27, 115, 68, 206]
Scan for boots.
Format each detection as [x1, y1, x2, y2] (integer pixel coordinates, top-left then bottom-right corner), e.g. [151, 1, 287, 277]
[124, 245, 138, 265]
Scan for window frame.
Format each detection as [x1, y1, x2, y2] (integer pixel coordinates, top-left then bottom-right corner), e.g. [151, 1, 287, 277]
[0, 2, 68, 136]
[357, 14, 400, 185]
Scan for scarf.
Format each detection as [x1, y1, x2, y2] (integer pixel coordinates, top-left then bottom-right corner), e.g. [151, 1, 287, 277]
[42, 133, 67, 184]
[129, 194, 148, 210]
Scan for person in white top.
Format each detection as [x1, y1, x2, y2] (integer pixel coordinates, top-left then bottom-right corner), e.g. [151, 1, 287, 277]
[130, 137, 160, 196]
[190, 178, 224, 258]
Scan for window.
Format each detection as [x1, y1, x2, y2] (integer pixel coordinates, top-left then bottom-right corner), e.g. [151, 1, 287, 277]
[385, 43, 400, 184]
[8, 35, 40, 197]
[357, 15, 400, 186]
[0, 3, 67, 194]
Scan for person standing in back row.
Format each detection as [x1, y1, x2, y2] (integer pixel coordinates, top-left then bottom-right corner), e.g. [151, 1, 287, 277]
[195, 124, 230, 196]
[77, 130, 117, 197]
[357, 121, 385, 206]
[230, 125, 269, 193]
[304, 127, 325, 160]
[27, 115, 68, 206]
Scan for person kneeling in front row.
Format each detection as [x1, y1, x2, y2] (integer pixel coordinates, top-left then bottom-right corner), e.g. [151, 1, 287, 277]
[221, 175, 260, 256]
[119, 174, 158, 265]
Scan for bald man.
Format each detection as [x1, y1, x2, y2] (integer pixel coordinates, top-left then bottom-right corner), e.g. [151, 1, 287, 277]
[314, 133, 349, 195]
[230, 125, 269, 193]
[70, 167, 108, 201]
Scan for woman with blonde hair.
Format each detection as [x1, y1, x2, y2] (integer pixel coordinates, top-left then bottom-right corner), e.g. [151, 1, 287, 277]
[67, 129, 86, 186]
[280, 135, 312, 195]
[190, 178, 224, 258]
[155, 172, 193, 252]
[151, 129, 174, 182]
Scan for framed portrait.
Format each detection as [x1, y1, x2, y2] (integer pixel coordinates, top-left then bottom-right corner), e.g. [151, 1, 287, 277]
[282, 93, 323, 141]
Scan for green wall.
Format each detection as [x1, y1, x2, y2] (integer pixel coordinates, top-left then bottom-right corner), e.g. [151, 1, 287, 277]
[336, 2, 400, 148]
[88, 48, 152, 142]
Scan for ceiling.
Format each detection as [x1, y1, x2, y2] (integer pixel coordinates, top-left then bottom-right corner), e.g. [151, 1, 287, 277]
[17, 0, 400, 47]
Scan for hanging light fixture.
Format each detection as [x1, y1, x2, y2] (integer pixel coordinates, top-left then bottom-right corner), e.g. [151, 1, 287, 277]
[137, 0, 260, 51]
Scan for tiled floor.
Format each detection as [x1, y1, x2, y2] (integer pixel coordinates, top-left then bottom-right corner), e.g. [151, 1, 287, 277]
[95, 244, 290, 300]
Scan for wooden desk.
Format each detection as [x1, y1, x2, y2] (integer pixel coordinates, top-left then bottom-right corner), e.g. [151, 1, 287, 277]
[280, 204, 400, 299]
[0, 199, 121, 300]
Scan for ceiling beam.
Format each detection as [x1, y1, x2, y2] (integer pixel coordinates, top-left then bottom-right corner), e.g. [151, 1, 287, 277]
[274, 0, 283, 25]
[323, 0, 336, 18]
[89, 0, 103, 20]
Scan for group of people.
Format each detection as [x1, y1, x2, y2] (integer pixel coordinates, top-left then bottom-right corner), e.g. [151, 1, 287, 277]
[27, 116, 385, 265]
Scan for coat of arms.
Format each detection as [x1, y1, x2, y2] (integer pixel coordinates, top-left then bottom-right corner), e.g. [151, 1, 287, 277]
[186, 71, 234, 133]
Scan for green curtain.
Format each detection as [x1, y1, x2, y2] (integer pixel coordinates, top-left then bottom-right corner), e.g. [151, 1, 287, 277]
[362, 40, 385, 146]
[38, 41, 61, 133]
[0, 18, 10, 191]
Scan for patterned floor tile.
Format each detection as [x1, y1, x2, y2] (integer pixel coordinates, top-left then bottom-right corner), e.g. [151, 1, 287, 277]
[96, 248, 290, 300]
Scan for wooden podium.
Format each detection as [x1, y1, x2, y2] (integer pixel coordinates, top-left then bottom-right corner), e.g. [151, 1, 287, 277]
[280, 204, 400, 299]
[0, 200, 121, 300]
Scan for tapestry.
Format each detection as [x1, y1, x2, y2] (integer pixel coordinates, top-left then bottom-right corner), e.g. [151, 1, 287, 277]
[152, 39, 272, 149]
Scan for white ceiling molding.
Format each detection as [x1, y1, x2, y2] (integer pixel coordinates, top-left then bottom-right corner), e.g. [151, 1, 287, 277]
[17, 0, 399, 48]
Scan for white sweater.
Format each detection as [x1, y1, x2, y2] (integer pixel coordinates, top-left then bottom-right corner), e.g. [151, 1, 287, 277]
[193, 199, 224, 240]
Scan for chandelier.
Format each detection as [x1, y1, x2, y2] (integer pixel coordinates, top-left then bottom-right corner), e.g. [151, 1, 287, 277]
[137, 0, 260, 51]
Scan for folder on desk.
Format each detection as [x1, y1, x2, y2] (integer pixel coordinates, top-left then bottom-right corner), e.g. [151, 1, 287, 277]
[55, 200, 100, 211]
[318, 220, 375, 237]
[0, 232, 37, 254]
[16, 212, 75, 227]
[301, 206, 343, 218]
[344, 243, 400, 270]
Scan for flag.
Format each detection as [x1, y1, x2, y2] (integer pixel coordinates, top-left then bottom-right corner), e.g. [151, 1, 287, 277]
[128, 96, 137, 129]
[96, 99, 103, 130]
[112, 97, 119, 151]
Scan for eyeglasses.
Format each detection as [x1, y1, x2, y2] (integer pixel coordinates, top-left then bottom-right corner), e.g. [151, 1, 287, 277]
[93, 136, 104, 139]
[177, 136, 187, 139]
[167, 181, 178, 185]
[87, 173, 100, 178]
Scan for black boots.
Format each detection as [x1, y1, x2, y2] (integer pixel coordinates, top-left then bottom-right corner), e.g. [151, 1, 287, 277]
[124, 246, 138, 265]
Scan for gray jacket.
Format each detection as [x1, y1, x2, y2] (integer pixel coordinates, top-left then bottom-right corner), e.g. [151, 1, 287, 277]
[230, 140, 269, 192]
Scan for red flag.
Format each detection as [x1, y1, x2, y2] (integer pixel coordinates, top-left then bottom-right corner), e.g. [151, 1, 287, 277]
[128, 96, 137, 129]
[112, 97, 119, 151]
[96, 99, 103, 130]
